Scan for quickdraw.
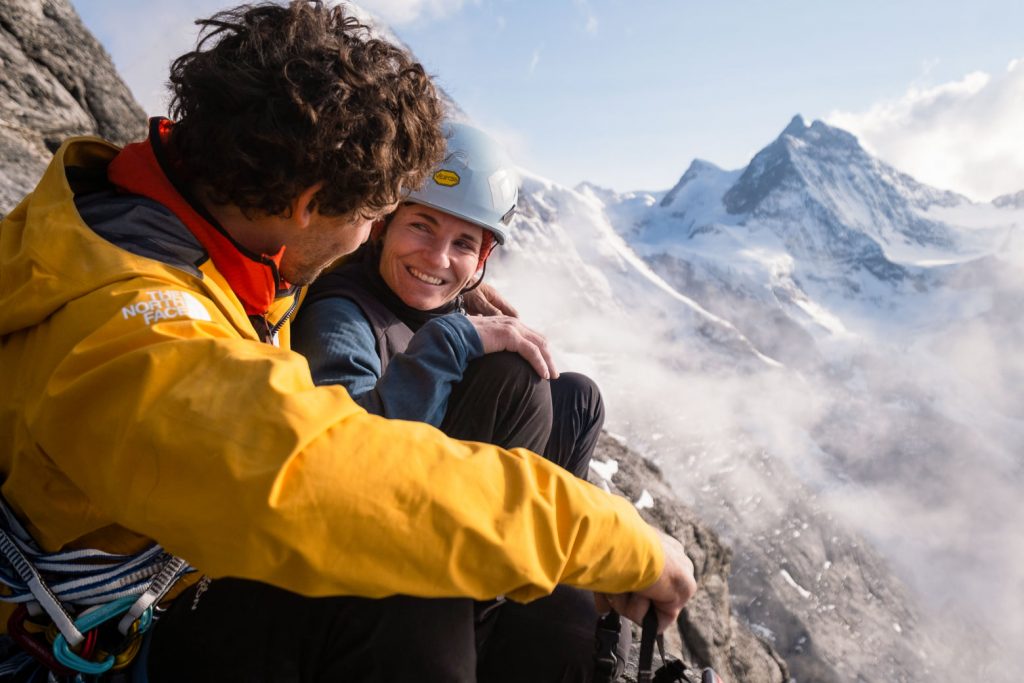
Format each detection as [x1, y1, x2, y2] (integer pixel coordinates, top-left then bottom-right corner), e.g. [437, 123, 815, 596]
[0, 490, 194, 678]
[51, 595, 153, 676]
[6, 605, 75, 677]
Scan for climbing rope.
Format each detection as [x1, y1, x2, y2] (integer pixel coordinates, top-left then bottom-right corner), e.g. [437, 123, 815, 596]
[0, 492, 193, 678]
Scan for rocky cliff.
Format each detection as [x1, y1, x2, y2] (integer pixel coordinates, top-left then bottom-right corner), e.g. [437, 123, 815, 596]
[0, 0, 145, 215]
[591, 434, 789, 682]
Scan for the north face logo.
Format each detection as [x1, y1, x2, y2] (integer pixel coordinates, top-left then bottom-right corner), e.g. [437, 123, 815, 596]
[121, 290, 213, 326]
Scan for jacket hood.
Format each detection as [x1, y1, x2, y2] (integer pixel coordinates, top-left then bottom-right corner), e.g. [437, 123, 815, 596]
[109, 119, 294, 316]
[0, 136, 154, 337]
[1, 121, 298, 338]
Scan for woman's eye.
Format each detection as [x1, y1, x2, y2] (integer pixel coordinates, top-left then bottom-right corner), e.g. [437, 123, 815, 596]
[455, 240, 479, 254]
[410, 222, 430, 233]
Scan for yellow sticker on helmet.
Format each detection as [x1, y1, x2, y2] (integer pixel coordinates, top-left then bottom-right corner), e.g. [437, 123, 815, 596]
[433, 170, 460, 187]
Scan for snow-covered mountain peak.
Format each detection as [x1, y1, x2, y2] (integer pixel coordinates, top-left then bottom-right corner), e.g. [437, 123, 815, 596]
[660, 158, 728, 208]
[724, 116, 870, 216]
[781, 113, 807, 137]
[588, 113, 1013, 356]
[781, 114, 861, 151]
[680, 158, 724, 179]
[713, 115, 970, 270]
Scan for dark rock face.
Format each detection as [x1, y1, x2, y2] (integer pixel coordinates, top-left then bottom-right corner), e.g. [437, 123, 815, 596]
[591, 434, 789, 683]
[596, 429, 963, 683]
[0, 0, 146, 215]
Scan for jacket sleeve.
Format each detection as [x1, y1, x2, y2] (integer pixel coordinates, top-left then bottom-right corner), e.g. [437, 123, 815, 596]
[290, 297, 483, 426]
[29, 279, 664, 603]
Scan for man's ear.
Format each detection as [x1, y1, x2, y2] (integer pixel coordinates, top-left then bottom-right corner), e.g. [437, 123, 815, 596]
[291, 183, 324, 229]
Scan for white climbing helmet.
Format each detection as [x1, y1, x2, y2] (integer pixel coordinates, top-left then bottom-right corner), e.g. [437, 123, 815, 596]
[406, 122, 518, 244]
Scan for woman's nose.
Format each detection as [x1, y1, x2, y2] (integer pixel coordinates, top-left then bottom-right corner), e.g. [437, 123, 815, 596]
[421, 242, 449, 268]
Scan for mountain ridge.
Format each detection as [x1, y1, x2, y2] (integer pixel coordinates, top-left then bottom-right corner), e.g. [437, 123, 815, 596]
[562, 112, 1021, 682]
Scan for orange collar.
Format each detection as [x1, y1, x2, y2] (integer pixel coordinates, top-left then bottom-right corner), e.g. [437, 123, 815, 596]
[107, 118, 293, 316]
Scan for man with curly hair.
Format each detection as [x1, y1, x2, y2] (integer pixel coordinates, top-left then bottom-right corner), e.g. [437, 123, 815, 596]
[0, 1, 696, 680]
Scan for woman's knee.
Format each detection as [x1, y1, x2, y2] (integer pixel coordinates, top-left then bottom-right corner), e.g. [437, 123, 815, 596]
[465, 352, 551, 413]
[444, 352, 555, 451]
[467, 351, 544, 388]
[552, 372, 605, 425]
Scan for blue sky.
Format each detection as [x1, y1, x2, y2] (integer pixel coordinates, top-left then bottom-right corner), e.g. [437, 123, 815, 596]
[74, 0, 1024, 200]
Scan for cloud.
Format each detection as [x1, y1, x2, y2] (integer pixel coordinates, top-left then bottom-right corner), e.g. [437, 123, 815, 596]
[357, 0, 475, 25]
[528, 47, 541, 75]
[491, 171, 1024, 677]
[572, 0, 598, 34]
[828, 59, 1024, 201]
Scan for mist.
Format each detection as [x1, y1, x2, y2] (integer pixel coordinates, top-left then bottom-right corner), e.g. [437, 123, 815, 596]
[489, 173, 1024, 680]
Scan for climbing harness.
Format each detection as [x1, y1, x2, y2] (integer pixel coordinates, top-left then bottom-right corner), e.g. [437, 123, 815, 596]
[0, 492, 193, 679]
[594, 606, 725, 683]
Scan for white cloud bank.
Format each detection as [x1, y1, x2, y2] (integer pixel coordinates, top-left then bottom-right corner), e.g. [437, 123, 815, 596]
[828, 59, 1024, 202]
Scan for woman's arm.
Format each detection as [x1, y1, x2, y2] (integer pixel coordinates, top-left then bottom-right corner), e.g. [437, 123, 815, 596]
[291, 296, 483, 426]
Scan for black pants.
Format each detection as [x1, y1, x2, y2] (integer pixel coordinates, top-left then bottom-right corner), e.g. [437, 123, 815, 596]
[147, 579, 600, 682]
[148, 353, 606, 682]
[442, 352, 605, 479]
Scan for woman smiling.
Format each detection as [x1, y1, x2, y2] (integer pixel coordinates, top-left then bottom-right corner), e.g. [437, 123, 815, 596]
[293, 123, 604, 479]
[291, 123, 611, 679]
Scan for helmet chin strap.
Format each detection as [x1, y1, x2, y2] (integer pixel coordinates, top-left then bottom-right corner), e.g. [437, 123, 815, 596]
[460, 260, 488, 294]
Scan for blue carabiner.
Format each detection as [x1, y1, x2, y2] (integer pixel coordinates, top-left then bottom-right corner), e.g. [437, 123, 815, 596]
[52, 595, 150, 675]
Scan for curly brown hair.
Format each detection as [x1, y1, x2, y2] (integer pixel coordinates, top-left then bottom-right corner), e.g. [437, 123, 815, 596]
[168, 1, 446, 219]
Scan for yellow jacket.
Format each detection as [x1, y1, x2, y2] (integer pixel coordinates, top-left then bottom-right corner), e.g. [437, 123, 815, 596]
[0, 130, 663, 619]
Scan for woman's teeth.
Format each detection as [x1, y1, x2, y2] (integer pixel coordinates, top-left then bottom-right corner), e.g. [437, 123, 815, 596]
[408, 266, 443, 285]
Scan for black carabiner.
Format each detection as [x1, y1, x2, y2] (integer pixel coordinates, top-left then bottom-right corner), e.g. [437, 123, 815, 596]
[593, 610, 623, 683]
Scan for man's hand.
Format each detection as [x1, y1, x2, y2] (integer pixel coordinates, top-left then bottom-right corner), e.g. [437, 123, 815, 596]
[596, 531, 697, 633]
[463, 282, 519, 317]
[466, 315, 558, 380]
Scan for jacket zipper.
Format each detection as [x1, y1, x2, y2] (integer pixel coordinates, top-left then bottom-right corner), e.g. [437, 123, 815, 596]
[268, 292, 301, 340]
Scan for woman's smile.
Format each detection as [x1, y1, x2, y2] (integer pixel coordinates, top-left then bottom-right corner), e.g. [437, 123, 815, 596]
[379, 204, 485, 310]
[406, 265, 445, 286]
